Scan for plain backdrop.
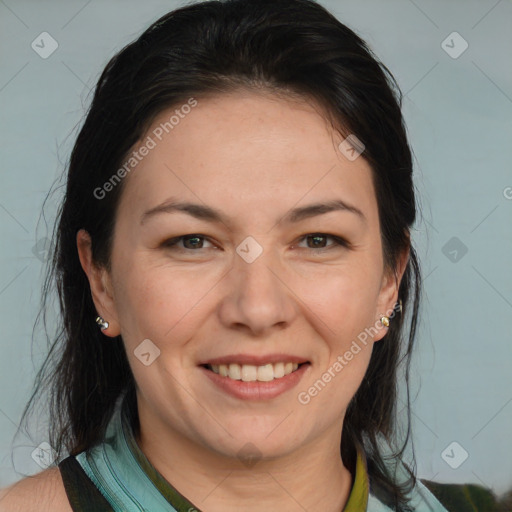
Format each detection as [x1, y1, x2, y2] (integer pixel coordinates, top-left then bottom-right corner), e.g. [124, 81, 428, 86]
[1, 0, 511, 499]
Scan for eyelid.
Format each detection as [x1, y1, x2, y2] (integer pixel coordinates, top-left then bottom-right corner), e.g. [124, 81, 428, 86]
[294, 233, 350, 250]
[161, 234, 216, 249]
[161, 233, 350, 252]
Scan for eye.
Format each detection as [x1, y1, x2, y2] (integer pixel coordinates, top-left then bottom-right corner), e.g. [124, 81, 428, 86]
[161, 234, 215, 251]
[295, 233, 349, 251]
[161, 233, 349, 253]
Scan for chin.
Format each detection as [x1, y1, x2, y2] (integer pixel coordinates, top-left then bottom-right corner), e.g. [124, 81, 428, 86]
[198, 422, 303, 460]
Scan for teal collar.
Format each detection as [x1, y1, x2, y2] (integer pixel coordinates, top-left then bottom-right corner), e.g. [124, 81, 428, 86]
[74, 391, 445, 511]
[76, 392, 195, 511]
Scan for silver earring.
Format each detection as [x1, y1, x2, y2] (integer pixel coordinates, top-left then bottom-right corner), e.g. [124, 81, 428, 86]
[95, 316, 109, 330]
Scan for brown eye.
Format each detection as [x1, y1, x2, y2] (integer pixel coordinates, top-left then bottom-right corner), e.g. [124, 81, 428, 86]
[297, 233, 348, 250]
[182, 235, 205, 249]
[162, 234, 214, 250]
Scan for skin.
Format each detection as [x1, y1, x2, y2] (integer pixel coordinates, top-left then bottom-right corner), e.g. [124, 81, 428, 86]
[0, 90, 408, 512]
[0, 468, 71, 512]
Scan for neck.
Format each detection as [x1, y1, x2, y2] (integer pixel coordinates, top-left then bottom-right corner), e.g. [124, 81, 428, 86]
[135, 404, 353, 512]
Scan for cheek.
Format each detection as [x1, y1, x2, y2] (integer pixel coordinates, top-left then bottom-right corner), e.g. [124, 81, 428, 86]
[294, 259, 381, 391]
[296, 259, 382, 338]
[296, 270, 377, 413]
[112, 256, 224, 350]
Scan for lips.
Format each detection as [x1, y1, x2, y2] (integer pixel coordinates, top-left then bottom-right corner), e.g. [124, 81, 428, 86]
[198, 353, 310, 400]
[206, 361, 305, 382]
[199, 354, 309, 382]
[199, 362, 310, 400]
[199, 353, 309, 366]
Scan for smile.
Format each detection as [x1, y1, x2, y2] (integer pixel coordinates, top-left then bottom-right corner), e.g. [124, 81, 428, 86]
[200, 362, 310, 400]
[205, 362, 303, 382]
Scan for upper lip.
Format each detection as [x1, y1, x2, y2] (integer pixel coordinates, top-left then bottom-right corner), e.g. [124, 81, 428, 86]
[199, 353, 310, 366]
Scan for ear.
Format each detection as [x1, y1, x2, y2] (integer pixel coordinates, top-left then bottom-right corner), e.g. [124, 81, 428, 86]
[76, 229, 121, 337]
[373, 243, 410, 342]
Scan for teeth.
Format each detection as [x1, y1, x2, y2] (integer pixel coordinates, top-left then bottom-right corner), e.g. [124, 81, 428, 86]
[229, 363, 241, 380]
[273, 362, 285, 378]
[241, 364, 257, 382]
[208, 362, 301, 381]
[257, 364, 274, 382]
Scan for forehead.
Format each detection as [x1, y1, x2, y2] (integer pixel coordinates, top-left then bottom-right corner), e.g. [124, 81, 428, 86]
[117, 90, 378, 229]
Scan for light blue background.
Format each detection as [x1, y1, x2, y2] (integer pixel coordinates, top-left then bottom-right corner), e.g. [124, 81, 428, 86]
[1, 0, 511, 499]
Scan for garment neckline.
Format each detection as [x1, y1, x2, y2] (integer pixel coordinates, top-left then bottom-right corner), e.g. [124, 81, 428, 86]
[120, 392, 369, 511]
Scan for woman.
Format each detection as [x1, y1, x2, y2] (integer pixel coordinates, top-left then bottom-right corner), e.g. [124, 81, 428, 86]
[0, 0, 454, 510]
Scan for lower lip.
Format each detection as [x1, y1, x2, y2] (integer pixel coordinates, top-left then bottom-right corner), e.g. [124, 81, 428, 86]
[200, 363, 310, 400]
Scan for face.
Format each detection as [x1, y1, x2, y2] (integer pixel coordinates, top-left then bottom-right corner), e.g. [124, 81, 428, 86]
[78, 90, 405, 461]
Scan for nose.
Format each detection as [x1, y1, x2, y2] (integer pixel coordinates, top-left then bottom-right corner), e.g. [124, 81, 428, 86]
[217, 245, 298, 336]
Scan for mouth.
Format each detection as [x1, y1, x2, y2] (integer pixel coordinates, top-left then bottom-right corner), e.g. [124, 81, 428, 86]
[200, 361, 310, 382]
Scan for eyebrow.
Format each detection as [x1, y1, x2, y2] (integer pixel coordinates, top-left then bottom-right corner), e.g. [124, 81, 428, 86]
[140, 198, 366, 226]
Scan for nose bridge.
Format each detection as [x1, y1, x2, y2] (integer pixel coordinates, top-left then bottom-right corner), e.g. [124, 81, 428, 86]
[219, 236, 296, 333]
[237, 251, 279, 297]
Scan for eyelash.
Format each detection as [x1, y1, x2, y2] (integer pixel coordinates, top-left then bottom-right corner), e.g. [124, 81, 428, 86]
[161, 233, 350, 253]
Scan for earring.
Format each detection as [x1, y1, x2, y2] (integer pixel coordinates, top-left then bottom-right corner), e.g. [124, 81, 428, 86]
[95, 316, 109, 330]
[380, 316, 390, 327]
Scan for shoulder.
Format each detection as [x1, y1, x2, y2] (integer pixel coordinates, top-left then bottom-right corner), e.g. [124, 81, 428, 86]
[421, 478, 499, 511]
[0, 467, 72, 512]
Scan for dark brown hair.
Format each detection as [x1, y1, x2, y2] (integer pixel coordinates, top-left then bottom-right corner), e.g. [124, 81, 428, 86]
[20, 1, 421, 509]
